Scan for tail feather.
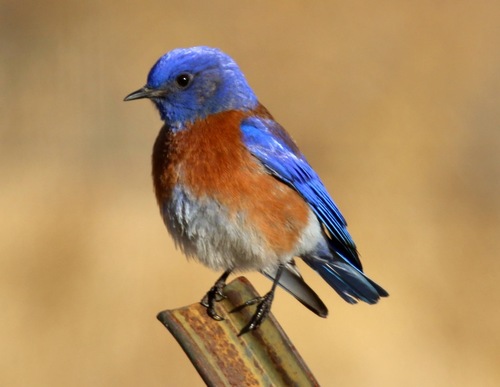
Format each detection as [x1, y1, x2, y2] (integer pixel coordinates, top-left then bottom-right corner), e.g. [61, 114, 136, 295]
[262, 261, 328, 317]
[305, 257, 388, 305]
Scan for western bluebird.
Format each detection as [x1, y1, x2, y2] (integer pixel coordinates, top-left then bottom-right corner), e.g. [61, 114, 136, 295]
[124, 46, 388, 334]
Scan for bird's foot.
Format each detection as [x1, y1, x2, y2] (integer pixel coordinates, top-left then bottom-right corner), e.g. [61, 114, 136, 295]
[237, 291, 275, 336]
[200, 271, 230, 321]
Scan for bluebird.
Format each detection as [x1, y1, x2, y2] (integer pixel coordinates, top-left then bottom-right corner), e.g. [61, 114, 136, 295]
[124, 46, 388, 334]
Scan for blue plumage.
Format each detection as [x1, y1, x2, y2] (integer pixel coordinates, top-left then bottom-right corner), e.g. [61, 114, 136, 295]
[241, 116, 388, 304]
[146, 46, 257, 126]
[241, 117, 359, 267]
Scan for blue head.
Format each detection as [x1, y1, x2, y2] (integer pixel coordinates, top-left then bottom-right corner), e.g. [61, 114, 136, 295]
[124, 47, 258, 128]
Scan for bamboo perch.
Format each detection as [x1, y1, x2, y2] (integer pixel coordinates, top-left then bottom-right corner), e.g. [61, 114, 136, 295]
[157, 277, 320, 387]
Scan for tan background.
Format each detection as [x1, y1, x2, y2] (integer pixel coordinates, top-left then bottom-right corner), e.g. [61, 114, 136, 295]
[1, 1, 499, 386]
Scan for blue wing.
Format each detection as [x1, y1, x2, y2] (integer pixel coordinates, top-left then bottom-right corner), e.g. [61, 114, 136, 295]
[241, 115, 388, 305]
[241, 116, 362, 270]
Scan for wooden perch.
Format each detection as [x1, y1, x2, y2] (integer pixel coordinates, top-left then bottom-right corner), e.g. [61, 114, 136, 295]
[157, 276, 320, 387]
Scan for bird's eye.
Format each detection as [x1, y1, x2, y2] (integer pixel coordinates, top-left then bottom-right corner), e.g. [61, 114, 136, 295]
[175, 73, 192, 89]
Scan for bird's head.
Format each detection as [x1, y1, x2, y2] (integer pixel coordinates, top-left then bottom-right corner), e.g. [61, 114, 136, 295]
[124, 46, 258, 129]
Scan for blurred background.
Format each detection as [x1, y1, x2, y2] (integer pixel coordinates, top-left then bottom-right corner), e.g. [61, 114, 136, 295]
[1, 1, 499, 386]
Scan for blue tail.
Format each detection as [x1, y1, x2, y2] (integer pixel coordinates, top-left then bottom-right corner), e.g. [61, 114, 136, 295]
[304, 255, 388, 305]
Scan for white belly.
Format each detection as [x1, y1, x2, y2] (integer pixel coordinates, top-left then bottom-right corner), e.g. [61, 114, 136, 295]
[162, 185, 324, 272]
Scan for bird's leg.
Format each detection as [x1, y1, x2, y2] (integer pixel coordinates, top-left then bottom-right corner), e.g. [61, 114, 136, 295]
[238, 264, 284, 335]
[201, 269, 231, 321]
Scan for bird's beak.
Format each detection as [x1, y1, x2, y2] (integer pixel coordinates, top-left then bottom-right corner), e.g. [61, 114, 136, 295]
[124, 87, 152, 101]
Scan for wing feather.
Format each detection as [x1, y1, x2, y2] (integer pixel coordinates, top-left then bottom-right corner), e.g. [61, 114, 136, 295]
[241, 116, 362, 270]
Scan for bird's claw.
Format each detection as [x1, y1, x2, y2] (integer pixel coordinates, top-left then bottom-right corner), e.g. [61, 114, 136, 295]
[238, 291, 274, 336]
[230, 296, 262, 313]
[201, 282, 227, 321]
[206, 305, 225, 321]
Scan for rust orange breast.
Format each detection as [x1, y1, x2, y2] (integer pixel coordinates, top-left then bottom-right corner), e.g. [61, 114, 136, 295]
[152, 109, 310, 255]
